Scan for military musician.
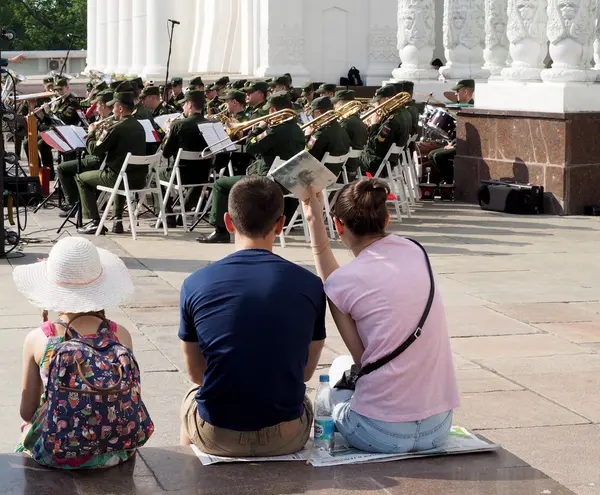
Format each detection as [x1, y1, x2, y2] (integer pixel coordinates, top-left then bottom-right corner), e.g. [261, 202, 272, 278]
[140, 85, 177, 117]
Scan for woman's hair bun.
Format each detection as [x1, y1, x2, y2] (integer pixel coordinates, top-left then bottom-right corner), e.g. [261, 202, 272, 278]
[355, 179, 389, 205]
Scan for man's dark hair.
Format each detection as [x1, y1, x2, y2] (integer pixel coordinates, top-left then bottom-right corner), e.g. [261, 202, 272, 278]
[228, 177, 284, 237]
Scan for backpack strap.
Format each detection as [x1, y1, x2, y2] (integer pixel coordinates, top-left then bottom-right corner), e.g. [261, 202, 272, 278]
[41, 321, 56, 338]
[356, 238, 434, 380]
[96, 319, 119, 341]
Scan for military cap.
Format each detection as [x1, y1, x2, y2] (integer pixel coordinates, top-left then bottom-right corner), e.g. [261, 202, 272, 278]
[309, 96, 334, 114]
[223, 89, 246, 105]
[230, 79, 247, 90]
[214, 76, 230, 87]
[452, 79, 475, 91]
[115, 81, 135, 93]
[272, 75, 291, 88]
[140, 86, 161, 98]
[331, 89, 355, 103]
[109, 80, 122, 90]
[129, 77, 144, 91]
[183, 90, 205, 107]
[107, 91, 136, 107]
[54, 78, 69, 88]
[301, 82, 315, 94]
[189, 76, 204, 87]
[95, 81, 108, 92]
[397, 80, 415, 94]
[170, 77, 183, 87]
[92, 90, 115, 105]
[206, 83, 218, 92]
[86, 82, 94, 90]
[43, 76, 54, 84]
[315, 83, 337, 95]
[265, 91, 293, 110]
[244, 81, 269, 94]
[373, 85, 397, 102]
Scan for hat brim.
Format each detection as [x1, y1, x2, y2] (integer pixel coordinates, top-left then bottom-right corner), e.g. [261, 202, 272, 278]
[13, 248, 134, 313]
[107, 98, 118, 106]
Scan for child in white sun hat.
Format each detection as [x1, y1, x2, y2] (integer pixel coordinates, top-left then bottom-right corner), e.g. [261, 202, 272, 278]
[12, 237, 154, 469]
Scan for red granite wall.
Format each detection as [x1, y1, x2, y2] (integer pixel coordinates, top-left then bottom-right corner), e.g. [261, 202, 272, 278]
[454, 109, 600, 215]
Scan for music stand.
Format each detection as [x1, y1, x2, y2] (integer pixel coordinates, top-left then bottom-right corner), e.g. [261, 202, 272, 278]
[56, 150, 83, 233]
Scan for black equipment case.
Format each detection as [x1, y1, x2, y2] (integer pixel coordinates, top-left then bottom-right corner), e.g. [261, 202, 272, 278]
[477, 180, 544, 214]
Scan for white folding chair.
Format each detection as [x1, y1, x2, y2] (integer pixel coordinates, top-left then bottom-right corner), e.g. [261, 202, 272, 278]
[341, 148, 363, 184]
[96, 152, 167, 240]
[156, 149, 216, 232]
[371, 144, 411, 221]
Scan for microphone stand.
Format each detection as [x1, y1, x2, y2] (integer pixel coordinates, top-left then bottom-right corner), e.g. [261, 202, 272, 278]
[59, 35, 77, 78]
[163, 20, 179, 103]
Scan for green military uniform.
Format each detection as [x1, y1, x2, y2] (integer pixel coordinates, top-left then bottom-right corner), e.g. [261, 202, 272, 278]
[132, 101, 154, 121]
[168, 78, 186, 111]
[406, 100, 419, 136]
[56, 91, 115, 205]
[359, 85, 411, 176]
[332, 89, 368, 179]
[75, 109, 147, 224]
[207, 97, 305, 232]
[206, 97, 222, 116]
[243, 81, 269, 118]
[160, 100, 212, 214]
[153, 101, 177, 118]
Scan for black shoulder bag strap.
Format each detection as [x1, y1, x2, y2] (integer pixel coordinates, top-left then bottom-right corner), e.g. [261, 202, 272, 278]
[355, 238, 435, 380]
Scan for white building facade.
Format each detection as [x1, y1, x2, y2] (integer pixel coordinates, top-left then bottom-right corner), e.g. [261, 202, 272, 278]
[86, 0, 600, 112]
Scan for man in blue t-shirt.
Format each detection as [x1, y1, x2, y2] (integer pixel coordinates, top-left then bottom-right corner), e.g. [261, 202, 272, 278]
[179, 176, 326, 457]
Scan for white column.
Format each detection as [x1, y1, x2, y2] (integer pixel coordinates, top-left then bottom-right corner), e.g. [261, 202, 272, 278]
[501, 0, 548, 81]
[188, 0, 206, 74]
[192, 0, 235, 73]
[224, 0, 243, 73]
[116, 0, 133, 75]
[439, 0, 489, 80]
[96, 4, 108, 73]
[594, 0, 600, 72]
[142, 0, 169, 78]
[84, 0, 97, 73]
[240, 0, 256, 75]
[130, 0, 147, 76]
[483, 0, 509, 76]
[541, 0, 597, 82]
[104, 0, 120, 74]
[391, 0, 439, 81]
[254, 0, 309, 78]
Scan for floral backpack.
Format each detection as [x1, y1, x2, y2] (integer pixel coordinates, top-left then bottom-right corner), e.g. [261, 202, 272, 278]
[31, 316, 154, 467]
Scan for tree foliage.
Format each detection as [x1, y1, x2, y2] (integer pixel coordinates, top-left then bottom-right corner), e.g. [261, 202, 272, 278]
[1, 0, 87, 51]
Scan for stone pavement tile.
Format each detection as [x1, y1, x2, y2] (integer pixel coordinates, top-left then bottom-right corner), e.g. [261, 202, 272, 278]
[141, 372, 192, 448]
[136, 350, 178, 373]
[0, 314, 47, 330]
[584, 343, 600, 353]
[456, 369, 523, 394]
[506, 372, 600, 422]
[488, 303, 600, 324]
[566, 483, 600, 495]
[534, 322, 600, 344]
[318, 345, 342, 366]
[452, 353, 481, 370]
[0, 406, 22, 453]
[478, 353, 600, 376]
[434, 276, 492, 307]
[485, 425, 600, 487]
[453, 390, 588, 429]
[451, 334, 586, 360]
[131, 332, 159, 352]
[0, 454, 78, 495]
[121, 307, 180, 327]
[445, 305, 539, 337]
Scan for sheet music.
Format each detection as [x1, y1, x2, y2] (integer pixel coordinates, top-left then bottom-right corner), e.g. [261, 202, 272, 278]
[138, 119, 160, 143]
[55, 126, 86, 150]
[154, 113, 182, 132]
[198, 122, 237, 153]
[45, 130, 72, 152]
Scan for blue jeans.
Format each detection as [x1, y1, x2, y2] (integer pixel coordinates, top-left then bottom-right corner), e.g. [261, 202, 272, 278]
[329, 357, 453, 454]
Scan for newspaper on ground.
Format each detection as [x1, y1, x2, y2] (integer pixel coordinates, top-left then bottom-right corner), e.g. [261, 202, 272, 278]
[191, 426, 499, 467]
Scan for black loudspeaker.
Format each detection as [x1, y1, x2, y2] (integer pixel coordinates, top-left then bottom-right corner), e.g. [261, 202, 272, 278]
[477, 180, 544, 214]
[3, 176, 43, 206]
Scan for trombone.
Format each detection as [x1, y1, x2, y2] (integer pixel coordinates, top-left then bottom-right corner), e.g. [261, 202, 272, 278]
[300, 100, 367, 132]
[200, 109, 297, 158]
[360, 91, 412, 125]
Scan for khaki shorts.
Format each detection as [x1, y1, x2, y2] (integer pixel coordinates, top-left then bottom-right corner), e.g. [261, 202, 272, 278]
[181, 386, 313, 457]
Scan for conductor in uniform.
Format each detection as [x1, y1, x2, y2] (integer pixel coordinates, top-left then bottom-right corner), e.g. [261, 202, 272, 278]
[76, 92, 147, 235]
[197, 92, 305, 244]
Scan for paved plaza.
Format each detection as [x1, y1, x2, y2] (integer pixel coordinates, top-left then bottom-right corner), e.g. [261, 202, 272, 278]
[1, 199, 599, 494]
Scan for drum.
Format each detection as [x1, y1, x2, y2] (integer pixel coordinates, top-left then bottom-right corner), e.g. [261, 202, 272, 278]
[419, 105, 437, 127]
[426, 108, 456, 141]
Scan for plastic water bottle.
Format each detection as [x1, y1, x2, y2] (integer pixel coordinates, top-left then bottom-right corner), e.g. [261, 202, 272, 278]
[314, 374, 335, 451]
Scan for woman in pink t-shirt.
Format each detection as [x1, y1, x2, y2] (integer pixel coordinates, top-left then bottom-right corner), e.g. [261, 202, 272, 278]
[303, 179, 460, 453]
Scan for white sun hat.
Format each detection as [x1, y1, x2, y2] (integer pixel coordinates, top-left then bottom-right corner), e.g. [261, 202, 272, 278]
[13, 237, 134, 313]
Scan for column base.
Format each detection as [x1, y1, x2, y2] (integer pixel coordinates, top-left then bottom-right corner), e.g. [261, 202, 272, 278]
[476, 80, 600, 113]
[439, 66, 490, 80]
[391, 67, 440, 81]
[500, 66, 542, 81]
[541, 68, 598, 83]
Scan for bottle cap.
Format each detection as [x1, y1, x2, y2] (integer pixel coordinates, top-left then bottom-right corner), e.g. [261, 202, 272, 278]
[319, 374, 330, 383]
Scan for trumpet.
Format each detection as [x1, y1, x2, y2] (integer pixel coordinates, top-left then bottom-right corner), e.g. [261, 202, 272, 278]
[27, 93, 66, 117]
[360, 92, 412, 125]
[201, 109, 297, 158]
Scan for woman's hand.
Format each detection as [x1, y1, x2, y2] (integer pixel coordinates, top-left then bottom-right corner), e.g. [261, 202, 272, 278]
[301, 185, 324, 223]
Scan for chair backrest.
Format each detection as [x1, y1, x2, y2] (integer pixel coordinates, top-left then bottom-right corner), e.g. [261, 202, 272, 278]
[348, 148, 362, 160]
[118, 152, 163, 174]
[179, 150, 204, 161]
[322, 152, 350, 166]
[384, 144, 403, 163]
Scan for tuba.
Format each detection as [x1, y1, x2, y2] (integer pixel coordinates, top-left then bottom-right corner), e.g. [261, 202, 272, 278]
[360, 92, 412, 125]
